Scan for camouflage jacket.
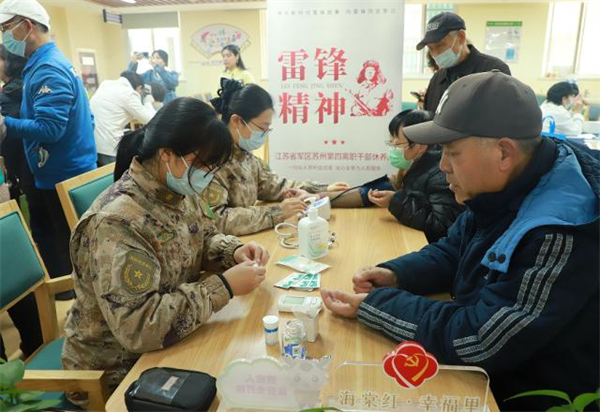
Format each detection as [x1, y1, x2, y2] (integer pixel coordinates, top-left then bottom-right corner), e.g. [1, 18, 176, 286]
[61, 158, 242, 393]
[203, 147, 328, 235]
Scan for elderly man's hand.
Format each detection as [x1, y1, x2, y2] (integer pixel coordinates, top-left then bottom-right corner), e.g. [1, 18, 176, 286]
[321, 289, 367, 318]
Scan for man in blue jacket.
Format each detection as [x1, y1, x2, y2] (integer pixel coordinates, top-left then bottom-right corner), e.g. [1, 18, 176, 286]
[322, 72, 599, 411]
[0, 0, 97, 292]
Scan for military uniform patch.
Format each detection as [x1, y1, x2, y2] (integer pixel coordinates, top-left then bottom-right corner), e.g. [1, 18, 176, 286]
[121, 250, 156, 294]
[201, 182, 227, 207]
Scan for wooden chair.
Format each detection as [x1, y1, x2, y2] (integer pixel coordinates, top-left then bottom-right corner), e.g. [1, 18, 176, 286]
[0, 200, 109, 410]
[55, 163, 115, 231]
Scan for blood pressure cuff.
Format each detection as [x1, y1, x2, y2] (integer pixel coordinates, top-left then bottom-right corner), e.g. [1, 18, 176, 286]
[359, 175, 394, 206]
[125, 367, 216, 411]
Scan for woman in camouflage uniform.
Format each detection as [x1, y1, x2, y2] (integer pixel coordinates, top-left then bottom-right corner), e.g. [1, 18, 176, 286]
[208, 80, 348, 236]
[61, 98, 269, 405]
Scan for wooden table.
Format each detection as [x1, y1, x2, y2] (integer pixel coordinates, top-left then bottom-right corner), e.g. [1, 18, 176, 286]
[105, 208, 499, 411]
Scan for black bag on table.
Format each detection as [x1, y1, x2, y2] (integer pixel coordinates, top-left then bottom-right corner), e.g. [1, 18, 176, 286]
[125, 367, 217, 411]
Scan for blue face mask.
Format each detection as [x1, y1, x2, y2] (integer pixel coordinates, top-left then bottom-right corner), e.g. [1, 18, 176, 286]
[237, 120, 268, 152]
[432, 36, 462, 69]
[2, 21, 30, 58]
[165, 157, 214, 196]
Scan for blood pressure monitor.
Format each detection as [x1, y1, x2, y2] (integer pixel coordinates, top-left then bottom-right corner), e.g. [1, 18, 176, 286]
[277, 295, 322, 313]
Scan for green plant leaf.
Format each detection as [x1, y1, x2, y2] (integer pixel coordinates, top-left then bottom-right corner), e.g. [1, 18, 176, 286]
[0, 403, 31, 412]
[547, 405, 573, 412]
[14, 392, 44, 404]
[0, 360, 25, 390]
[573, 391, 600, 412]
[505, 389, 572, 404]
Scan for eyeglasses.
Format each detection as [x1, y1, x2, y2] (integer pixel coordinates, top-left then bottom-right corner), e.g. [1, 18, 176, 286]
[384, 139, 412, 149]
[245, 119, 273, 138]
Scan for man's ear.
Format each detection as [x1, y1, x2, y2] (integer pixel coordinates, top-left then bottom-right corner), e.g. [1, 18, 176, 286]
[457, 29, 467, 45]
[496, 138, 519, 172]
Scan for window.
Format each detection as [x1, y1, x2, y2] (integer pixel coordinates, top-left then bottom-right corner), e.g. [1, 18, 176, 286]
[403, 3, 455, 75]
[128, 28, 183, 74]
[544, 1, 600, 78]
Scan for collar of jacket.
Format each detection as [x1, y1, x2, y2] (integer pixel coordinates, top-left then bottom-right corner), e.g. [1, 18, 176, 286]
[467, 138, 599, 273]
[233, 144, 250, 160]
[128, 157, 185, 209]
[23, 42, 56, 76]
[2, 78, 23, 95]
[436, 44, 480, 85]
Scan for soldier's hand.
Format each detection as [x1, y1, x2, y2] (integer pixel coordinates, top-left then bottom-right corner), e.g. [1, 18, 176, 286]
[280, 198, 307, 219]
[353, 266, 397, 293]
[223, 261, 266, 296]
[284, 188, 310, 199]
[234, 241, 270, 266]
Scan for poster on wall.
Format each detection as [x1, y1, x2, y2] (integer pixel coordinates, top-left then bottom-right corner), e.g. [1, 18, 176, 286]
[191, 24, 250, 58]
[484, 21, 522, 64]
[267, 0, 405, 185]
[77, 49, 99, 97]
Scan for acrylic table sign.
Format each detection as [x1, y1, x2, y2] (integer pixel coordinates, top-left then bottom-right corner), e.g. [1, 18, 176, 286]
[322, 342, 491, 411]
[217, 356, 331, 410]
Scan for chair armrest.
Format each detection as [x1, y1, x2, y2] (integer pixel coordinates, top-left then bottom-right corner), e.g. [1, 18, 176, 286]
[46, 275, 74, 295]
[18, 370, 110, 411]
[17, 370, 105, 392]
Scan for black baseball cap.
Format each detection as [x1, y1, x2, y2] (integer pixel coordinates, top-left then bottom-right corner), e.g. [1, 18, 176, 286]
[403, 71, 543, 145]
[416, 12, 466, 51]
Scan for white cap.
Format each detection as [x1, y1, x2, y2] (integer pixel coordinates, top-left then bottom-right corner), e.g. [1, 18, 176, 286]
[0, 0, 51, 31]
[262, 315, 279, 328]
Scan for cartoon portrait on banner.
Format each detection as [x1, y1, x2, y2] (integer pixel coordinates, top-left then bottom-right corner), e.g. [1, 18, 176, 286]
[268, 1, 405, 185]
[350, 60, 394, 117]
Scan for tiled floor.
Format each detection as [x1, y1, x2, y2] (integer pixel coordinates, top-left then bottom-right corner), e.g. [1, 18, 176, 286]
[1, 299, 73, 360]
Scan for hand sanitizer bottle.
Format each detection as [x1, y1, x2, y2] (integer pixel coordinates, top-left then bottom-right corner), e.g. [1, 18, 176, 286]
[298, 207, 329, 260]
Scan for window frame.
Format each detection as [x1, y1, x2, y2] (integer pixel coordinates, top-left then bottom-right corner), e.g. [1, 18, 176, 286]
[543, 1, 599, 79]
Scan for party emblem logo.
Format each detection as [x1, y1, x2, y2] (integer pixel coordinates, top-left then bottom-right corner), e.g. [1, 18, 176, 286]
[382, 341, 439, 388]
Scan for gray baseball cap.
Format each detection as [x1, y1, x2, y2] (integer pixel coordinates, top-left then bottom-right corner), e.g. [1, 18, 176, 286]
[404, 71, 543, 145]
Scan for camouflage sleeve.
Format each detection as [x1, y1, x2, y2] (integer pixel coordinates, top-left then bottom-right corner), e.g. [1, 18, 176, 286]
[203, 178, 284, 236]
[214, 204, 284, 236]
[255, 157, 328, 200]
[200, 217, 244, 269]
[90, 217, 231, 353]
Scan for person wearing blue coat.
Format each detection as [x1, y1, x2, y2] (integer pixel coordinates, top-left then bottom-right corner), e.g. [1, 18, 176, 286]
[321, 72, 599, 411]
[128, 49, 179, 104]
[0, 0, 97, 296]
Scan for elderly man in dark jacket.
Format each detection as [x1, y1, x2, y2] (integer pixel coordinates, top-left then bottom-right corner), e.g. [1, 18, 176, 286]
[418, 12, 511, 112]
[321, 72, 599, 411]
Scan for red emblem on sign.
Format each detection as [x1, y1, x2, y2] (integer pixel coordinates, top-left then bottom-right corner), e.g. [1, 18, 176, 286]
[382, 342, 439, 388]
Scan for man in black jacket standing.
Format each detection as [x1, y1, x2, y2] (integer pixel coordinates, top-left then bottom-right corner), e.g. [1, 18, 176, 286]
[419, 12, 511, 112]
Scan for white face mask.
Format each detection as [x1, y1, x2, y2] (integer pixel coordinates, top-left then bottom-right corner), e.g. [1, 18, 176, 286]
[432, 35, 462, 69]
[565, 97, 574, 111]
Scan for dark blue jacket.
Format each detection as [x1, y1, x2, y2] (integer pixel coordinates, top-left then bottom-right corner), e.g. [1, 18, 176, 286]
[4, 43, 96, 190]
[357, 138, 599, 411]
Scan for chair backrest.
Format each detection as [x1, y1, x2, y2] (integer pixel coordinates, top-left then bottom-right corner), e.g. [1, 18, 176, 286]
[56, 163, 115, 230]
[0, 200, 48, 311]
[588, 104, 600, 122]
[536, 94, 546, 105]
